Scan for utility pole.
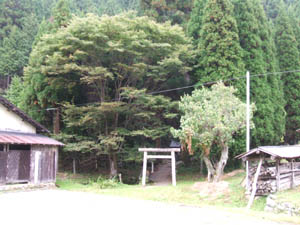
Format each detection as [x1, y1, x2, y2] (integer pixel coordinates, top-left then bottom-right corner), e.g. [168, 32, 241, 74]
[246, 71, 250, 193]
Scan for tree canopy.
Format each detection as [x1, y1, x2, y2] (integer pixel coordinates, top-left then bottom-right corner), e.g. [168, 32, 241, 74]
[171, 82, 254, 182]
[21, 12, 194, 176]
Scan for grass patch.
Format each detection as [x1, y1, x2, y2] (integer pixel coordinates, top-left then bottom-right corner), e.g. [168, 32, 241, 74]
[56, 170, 300, 224]
[276, 185, 300, 208]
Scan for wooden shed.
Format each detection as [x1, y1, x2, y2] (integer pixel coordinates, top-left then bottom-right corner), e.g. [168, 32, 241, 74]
[0, 96, 63, 186]
[237, 145, 300, 196]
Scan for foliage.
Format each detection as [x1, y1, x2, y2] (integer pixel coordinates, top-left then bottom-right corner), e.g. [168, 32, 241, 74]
[91, 176, 120, 189]
[70, 0, 140, 16]
[195, 0, 245, 91]
[140, 0, 193, 26]
[171, 82, 255, 182]
[4, 76, 24, 106]
[234, 0, 286, 147]
[0, 0, 38, 77]
[187, 0, 207, 42]
[22, 12, 193, 176]
[274, 2, 300, 144]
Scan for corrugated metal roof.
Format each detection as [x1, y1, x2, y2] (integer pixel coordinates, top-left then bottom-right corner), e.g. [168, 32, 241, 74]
[0, 131, 64, 146]
[237, 145, 300, 159]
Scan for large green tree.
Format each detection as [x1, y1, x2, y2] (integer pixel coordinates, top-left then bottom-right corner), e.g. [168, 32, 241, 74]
[171, 82, 254, 182]
[234, 0, 285, 146]
[275, 2, 300, 144]
[22, 13, 194, 176]
[196, 0, 245, 89]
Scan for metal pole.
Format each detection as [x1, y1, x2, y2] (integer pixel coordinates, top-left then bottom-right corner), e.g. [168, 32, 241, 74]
[246, 71, 250, 193]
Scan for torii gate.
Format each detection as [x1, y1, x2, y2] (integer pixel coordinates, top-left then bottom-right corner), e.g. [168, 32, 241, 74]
[139, 148, 180, 186]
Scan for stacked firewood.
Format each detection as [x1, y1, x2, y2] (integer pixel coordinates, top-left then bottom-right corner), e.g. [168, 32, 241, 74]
[249, 162, 300, 195]
[248, 165, 277, 195]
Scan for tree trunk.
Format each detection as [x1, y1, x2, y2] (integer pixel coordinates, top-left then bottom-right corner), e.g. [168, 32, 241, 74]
[53, 108, 60, 134]
[109, 152, 118, 178]
[181, 150, 191, 167]
[213, 143, 229, 182]
[203, 155, 215, 182]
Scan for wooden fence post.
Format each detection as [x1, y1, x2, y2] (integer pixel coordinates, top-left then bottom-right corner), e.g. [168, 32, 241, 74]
[276, 159, 280, 191]
[291, 160, 295, 188]
[247, 157, 263, 209]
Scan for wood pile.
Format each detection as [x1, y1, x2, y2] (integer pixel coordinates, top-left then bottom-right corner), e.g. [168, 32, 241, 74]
[249, 162, 300, 196]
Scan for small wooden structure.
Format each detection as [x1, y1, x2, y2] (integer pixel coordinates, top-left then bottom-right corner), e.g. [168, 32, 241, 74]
[237, 146, 300, 196]
[139, 148, 180, 186]
[0, 96, 63, 187]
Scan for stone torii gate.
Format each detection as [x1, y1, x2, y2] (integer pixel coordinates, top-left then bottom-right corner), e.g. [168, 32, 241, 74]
[139, 148, 180, 186]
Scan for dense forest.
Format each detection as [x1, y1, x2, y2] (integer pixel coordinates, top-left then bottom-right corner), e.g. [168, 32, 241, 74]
[0, 0, 299, 179]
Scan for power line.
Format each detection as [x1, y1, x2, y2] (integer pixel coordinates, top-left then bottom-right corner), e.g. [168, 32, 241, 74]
[29, 68, 300, 112]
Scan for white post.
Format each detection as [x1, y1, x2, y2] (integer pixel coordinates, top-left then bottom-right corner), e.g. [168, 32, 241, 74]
[142, 152, 148, 186]
[246, 71, 250, 193]
[73, 158, 76, 174]
[171, 151, 176, 186]
[151, 161, 154, 173]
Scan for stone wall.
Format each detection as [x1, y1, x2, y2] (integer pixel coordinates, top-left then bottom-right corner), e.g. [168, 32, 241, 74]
[265, 194, 300, 216]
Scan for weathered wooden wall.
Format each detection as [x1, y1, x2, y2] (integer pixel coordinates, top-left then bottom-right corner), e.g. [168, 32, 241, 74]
[0, 146, 58, 186]
[31, 145, 58, 184]
[0, 150, 31, 184]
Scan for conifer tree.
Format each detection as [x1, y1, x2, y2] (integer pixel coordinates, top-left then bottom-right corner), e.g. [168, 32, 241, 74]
[275, 2, 300, 144]
[234, 0, 286, 146]
[187, 0, 207, 42]
[288, 1, 300, 53]
[0, 0, 38, 77]
[52, 0, 72, 29]
[196, 0, 245, 88]
[140, 0, 193, 26]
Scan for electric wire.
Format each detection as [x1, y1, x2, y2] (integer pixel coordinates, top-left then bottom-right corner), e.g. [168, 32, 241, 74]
[27, 68, 300, 112]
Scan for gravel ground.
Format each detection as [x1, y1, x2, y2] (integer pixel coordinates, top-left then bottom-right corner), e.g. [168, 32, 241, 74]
[0, 190, 296, 225]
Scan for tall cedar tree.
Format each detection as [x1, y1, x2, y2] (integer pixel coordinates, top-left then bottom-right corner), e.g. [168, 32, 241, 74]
[234, 0, 285, 146]
[287, 1, 300, 53]
[140, 0, 193, 26]
[254, 0, 286, 145]
[196, 0, 245, 90]
[275, 2, 300, 144]
[187, 0, 207, 43]
[0, 0, 38, 77]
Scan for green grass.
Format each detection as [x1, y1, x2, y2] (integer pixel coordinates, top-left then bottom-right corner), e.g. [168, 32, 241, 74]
[276, 186, 300, 208]
[56, 171, 300, 224]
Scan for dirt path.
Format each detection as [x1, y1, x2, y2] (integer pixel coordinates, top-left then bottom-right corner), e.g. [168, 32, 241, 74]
[0, 190, 296, 225]
[149, 159, 172, 185]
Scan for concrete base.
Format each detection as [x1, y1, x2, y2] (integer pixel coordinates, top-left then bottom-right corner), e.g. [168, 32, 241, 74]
[0, 182, 56, 192]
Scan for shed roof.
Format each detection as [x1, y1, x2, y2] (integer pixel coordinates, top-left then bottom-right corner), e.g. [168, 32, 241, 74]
[236, 145, 300, 160]
[0, 96, 49, 133]
[0, 131, 64, 146]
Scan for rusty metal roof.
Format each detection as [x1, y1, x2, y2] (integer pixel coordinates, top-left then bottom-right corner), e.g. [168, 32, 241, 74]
[0, 131, 64, 146]
[0, 96, 49, 133]
[236, 145, 300, 160]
